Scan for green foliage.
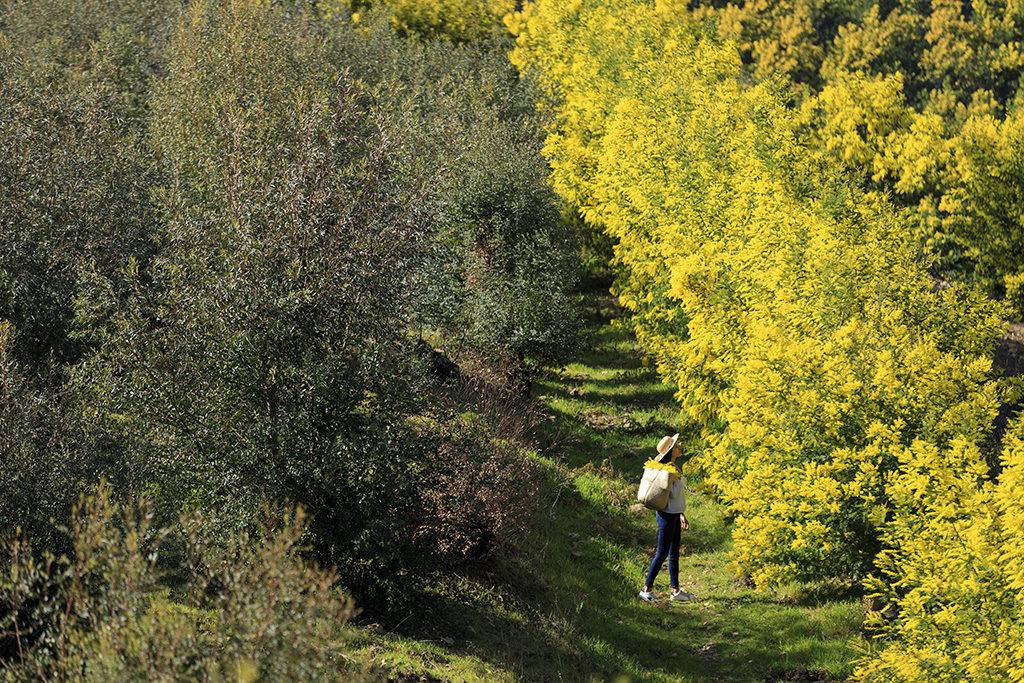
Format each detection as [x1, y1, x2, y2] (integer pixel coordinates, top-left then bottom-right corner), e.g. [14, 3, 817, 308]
[0, 322, 93, 553]
[332, 16, 583, 377]
[0, 2, 578, 659]
[109, 0, 423, 523]
[0, 0, 177, 552]
[0, 484, 359, 681]
[0, 0, 173, 369]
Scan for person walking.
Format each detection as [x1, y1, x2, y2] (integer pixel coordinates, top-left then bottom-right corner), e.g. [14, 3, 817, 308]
[639, 433, 697, 602]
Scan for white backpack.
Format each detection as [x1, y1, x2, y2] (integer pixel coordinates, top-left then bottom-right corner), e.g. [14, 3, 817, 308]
[637, 466, 674, 511]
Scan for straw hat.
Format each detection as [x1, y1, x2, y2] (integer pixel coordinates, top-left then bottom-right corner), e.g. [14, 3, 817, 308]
[655, 433, 680, 462]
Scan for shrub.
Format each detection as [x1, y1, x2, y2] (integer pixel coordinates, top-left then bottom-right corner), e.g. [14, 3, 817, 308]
[0, 484, 358, 681]
[0, 322, 97, 553]
[854, 424, 1024, 681]
[0, 0, 177, 549]
[329, 14, 583, 381]
[0, 0, 174, 370]
[1006, 272, 1024, 320]
[66, 0, 561, 612]
[414, 413, 540, 566]
[79, 0, 429, 533]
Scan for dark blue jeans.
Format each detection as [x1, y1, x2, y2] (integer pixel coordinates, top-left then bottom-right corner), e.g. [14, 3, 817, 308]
[645, 511, 680, 590]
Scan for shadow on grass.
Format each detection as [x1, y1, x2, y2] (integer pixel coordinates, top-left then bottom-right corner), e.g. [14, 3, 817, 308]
[542, 372, 678, 409]
[534, 416, 651, 471]
[385, 465, 653, 680]
[412, 455, 856, 682]
[776, 579, 863, 608]
[533, 378, 681, 472]
[383, 445, 719, 678]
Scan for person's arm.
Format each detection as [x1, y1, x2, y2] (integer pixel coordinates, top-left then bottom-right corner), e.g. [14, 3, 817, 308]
[679, 478, 688, 529]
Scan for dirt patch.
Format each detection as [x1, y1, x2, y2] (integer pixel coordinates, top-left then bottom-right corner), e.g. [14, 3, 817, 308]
[581, 408, 653, 432]
[385, 673, 444, 683]
[697, 642, 719, 661]
[765, 667, 834, 682]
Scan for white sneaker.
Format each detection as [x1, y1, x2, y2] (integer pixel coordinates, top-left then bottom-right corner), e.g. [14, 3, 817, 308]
[670, 590, 697, 602]
[638, 589, 656, 602]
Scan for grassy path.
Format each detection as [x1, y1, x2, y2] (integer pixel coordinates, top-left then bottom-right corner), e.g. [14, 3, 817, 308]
[355, 292, 866, 682]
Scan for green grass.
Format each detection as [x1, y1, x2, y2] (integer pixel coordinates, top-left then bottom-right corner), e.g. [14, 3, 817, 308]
[353, 292, 867, 682]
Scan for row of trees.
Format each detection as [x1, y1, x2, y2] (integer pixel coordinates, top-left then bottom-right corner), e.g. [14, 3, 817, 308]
[509, 0, 1024, 678]
[1, 0, 577, 674]
[700, 0, 1024, 298]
